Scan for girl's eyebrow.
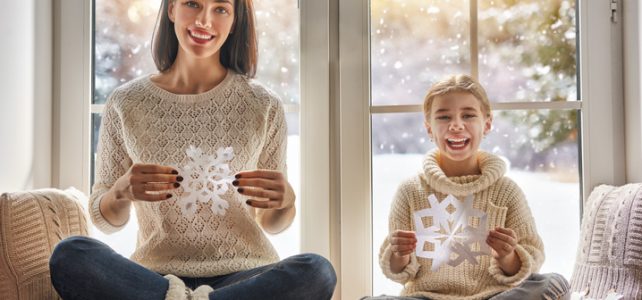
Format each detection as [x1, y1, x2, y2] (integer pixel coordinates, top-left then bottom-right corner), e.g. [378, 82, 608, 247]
[434, 107, 479, 114]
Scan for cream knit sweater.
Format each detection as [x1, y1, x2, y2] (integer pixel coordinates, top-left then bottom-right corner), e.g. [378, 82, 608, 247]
[379, 150, 545, 300]
[90, 71, 285, 277]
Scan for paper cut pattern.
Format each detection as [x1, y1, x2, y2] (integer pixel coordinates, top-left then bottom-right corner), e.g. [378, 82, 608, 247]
[414, 194, 490, 271]
[175, 145, 236, 216]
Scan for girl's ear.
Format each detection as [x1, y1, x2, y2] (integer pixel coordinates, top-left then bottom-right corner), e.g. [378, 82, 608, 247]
[424, 120, 433, 140]
[483, 114, 493, 135]
[168, 1, 176, 23]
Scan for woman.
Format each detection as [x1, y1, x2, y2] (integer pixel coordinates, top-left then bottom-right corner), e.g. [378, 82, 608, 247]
[49, 1, 336, 299]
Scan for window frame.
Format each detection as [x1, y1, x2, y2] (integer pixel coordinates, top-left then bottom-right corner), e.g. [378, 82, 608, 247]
[337, 0, 626, 298]
[54, 0, 627, 299]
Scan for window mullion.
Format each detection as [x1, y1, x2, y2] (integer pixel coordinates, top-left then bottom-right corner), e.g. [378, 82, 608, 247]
[470, 0, 479, 79]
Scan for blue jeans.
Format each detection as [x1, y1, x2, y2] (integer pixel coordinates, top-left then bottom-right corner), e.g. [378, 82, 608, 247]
[50, 236, 337, 300]
[361, 273, 570, 300]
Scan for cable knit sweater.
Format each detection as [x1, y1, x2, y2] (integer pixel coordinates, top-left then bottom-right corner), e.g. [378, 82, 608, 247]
[89, 71, 285, 277]
[379, 150, 545, 300]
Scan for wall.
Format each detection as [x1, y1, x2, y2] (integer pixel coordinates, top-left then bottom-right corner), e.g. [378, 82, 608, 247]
[0, 1, 52, 193]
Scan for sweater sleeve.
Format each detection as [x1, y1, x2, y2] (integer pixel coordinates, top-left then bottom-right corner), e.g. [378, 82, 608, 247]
[89, 91, 132, 234]
[256, 94, 287, 173]
[487, 178, 545, 286]
[252, 86, 289, 225]
[379, 179, 421, 283]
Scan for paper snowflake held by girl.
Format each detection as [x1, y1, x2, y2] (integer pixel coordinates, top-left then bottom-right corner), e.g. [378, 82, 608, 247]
[175, 145, 236, 216]
[414, 194, 490, 271]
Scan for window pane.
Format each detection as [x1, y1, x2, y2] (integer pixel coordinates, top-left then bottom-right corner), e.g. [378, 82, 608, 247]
[94, 0, 159, 105]
[92, 0, 301, 257]
[255, 2, 300, 105]
[371, 0, 471, 106]
[478, 0, 578, 102]
[372, 110, 580, 296]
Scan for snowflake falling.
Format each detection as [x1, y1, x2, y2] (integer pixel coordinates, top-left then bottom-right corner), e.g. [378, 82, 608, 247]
[414, 194, 490, 271]
[175, 145, 235, 216]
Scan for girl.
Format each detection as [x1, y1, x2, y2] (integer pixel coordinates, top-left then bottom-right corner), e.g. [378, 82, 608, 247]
[49, 1, 336, 299]
[366, 75, 569, 300]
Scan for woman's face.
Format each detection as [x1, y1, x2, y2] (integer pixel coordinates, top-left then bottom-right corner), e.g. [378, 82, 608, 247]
[168, 0, 235, 60]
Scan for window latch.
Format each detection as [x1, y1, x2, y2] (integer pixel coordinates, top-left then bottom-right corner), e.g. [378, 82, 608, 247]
[611, 0, 618, 23]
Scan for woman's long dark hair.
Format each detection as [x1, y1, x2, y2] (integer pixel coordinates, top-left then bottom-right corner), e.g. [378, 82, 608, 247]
[151, 0, 258, 77]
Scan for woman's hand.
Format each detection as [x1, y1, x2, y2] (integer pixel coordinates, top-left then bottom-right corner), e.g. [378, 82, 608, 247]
[233, 170, 293, 210]
[112, 163, 183, 202]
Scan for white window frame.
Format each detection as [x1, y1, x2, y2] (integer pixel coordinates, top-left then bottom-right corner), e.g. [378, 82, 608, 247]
[54, 0, 628, 299]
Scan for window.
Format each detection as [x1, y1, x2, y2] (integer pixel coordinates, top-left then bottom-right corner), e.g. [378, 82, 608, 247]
[370, 0, 580, 294]
[56, 0, 624, 298]
[91, 0, 301, 258]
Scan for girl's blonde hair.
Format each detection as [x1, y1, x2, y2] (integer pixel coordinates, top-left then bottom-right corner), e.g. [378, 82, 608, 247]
[423, 74, 491, 120]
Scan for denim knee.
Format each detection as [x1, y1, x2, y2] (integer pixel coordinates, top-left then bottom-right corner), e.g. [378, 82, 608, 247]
[297, 253, 337, 295]
[49, 236, 99, 279]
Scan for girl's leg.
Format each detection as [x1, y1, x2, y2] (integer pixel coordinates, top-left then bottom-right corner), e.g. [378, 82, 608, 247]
[49, 236, 169, 300]
[360, 296, 429, 300]
[488, 273, 570, 300]
[204, 253, 337, 300]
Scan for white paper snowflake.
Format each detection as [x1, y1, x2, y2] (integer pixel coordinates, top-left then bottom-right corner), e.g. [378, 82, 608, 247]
[414, 194, 490, 271]
[174, 145, 235, 216]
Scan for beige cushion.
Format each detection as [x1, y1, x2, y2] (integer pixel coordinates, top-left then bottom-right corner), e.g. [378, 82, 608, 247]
[570, 183, 642, 298]
[0, 188, 89, 300]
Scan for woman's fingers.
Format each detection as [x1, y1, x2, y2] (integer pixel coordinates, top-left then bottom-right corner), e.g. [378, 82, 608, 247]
[132, 164, 178, 175]
[245, 199, 282, 209]
[237, 186, 281, 200]
[131, 175, 182, 186]
[130, 189, 173, 202]
[233, 178, 282, 191]
[236, 169, 283, 180]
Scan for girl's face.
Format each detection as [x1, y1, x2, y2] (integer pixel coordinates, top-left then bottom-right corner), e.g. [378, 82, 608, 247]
[425, 92, 492, 164]
[168, 0, 235, 60]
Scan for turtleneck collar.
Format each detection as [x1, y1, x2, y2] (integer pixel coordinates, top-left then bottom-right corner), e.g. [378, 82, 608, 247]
[422, 149, 506, 196]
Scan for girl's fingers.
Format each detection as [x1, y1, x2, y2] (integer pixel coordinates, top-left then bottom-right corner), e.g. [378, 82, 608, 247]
[494, 227, 517, 238]
[236, 169, 283, 180]
[393, 230, 416, 239]
[489, 230, 516, 245]
[391, 237, 417, 245]
[392, 244, 415, 253]
[487, 236, 513, 255]
[233, 178, 282, 191]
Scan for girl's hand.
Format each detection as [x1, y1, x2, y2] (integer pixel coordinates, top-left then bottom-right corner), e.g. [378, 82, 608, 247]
[112, 163, 182, 202]
[390, 230, 417, 257]
[234, 170, 292, 210]
[487, 227, 518, 259]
